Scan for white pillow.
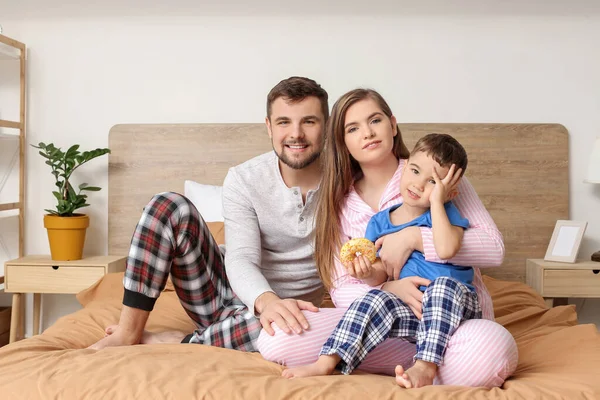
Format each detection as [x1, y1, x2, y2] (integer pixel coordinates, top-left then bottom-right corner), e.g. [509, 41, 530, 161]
[184, 180, 224, 222]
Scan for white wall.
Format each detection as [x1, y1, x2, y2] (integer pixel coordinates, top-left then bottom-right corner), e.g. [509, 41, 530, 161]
[1, 0, 599, 334]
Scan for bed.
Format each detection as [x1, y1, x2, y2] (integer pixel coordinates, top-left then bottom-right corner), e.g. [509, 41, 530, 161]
[0, 123, 598, 399]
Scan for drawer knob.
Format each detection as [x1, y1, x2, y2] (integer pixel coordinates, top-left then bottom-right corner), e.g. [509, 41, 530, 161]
[52, 266, 59, 270]
[593, 270, 599, 275]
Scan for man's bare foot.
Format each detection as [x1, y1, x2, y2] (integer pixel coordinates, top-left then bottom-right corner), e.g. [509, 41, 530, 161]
[282, 355, 339, 379]
[87, 325, 142, 350]
[103, 325, 187, 345]
[395, 360, 438, 388]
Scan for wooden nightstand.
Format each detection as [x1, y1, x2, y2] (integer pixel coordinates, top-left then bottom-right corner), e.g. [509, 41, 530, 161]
[4, 255, 126, 343]
[526, 259, 600, 308]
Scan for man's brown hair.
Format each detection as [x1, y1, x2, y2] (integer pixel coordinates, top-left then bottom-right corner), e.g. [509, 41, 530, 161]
[266, 76, 329, 120]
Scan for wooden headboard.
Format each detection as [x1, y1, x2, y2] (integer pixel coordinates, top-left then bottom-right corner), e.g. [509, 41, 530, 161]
[109, 123, 568, 282]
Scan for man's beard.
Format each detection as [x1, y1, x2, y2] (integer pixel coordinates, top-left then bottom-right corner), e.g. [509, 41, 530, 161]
[273, 141, 321, 170]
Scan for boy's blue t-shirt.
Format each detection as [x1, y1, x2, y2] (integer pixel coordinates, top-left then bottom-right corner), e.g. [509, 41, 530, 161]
[365, 202, 475, 291]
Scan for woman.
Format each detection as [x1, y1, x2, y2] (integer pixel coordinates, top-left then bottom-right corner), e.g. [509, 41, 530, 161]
[257, 89, 518, 387]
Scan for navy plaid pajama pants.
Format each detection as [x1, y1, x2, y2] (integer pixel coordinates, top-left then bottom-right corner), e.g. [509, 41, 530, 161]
[321, 277, 482, 374]
[122, 192, 261, 351]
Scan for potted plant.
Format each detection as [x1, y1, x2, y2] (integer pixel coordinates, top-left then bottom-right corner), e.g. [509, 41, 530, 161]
[33, 142, 111, 261]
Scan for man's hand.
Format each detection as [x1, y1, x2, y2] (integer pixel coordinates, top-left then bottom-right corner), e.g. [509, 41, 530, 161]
[430, 164, 462, 205]
[375, 226, 423, 279]
[381, 277, 431, 319]
[255, 292, 319, 336]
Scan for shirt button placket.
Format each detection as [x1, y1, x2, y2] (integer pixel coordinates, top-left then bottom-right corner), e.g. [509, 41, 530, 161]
[294, 188, 307, 232]
[299, 214, 306, 234]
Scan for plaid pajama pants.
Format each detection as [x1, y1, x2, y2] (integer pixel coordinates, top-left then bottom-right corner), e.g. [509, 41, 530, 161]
[122, 192, 261, 352]
[321, 277, 482, 374]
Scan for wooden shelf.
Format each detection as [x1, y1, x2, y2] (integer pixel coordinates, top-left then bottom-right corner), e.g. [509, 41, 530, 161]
[0, 34, 24, 60]
[0, 203, 20, 212]
[0, 120, 22, 130]
[0, 33, 26, 269]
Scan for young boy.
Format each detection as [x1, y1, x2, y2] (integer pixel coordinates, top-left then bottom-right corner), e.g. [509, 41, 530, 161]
[361, 133, 475, 292]
[283, 133, 482, 388]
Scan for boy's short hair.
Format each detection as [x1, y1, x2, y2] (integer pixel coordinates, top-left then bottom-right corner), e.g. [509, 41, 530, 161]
[266, 76, 329, 121]
[411, 133, 468, 176]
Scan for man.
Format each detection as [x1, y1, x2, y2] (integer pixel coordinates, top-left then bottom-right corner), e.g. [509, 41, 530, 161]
[89, 76, 329, 351]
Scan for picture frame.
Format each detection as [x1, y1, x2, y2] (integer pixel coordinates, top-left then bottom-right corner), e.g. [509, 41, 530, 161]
[544, 220, 588, 263]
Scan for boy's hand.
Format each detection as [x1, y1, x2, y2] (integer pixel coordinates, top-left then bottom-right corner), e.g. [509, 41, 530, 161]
[430, 164, 462, 205]
[345, 255, 377, 280]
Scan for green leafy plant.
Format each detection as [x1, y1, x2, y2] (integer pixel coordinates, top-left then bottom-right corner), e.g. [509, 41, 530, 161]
[32, 142, 111, 216]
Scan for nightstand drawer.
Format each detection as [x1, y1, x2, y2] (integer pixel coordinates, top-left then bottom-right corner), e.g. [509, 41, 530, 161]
[543, 269, 600, 297]
[5, 265, 105, 294]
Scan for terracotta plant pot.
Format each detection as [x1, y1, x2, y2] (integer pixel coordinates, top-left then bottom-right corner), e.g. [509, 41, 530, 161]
[43, 214, 90, 261]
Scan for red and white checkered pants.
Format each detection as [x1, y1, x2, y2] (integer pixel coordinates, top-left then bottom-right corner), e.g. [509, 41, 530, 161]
[122, 192, 261, 351]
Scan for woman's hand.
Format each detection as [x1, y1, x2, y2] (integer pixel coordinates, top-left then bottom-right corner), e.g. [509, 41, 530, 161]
[345, 257, 387, 286]
[345, 255, 374, 280]
[375, 226, 423, 280]
[381, 277, 431, 319]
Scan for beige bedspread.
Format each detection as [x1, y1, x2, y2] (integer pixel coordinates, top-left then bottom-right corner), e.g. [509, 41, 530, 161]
[0, 273, 598, 400]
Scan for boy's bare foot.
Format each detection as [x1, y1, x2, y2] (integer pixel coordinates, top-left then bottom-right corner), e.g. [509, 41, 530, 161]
[102, 325, 187, 345]
[395, 360, 438, 388]
[282, 355, 339, 379]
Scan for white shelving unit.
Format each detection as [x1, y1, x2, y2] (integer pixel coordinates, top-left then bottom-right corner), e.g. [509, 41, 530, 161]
[0, 34, 27, 286]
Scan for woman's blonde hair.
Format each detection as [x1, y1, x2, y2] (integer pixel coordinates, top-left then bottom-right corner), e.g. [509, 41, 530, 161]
[314, 89, 410, 290]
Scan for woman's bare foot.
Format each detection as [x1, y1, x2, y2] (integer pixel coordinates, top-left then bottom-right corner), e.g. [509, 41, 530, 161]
[103, 325, 187, 345]
[282, 355, 339, 379]
[395, 360, 438, 388]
